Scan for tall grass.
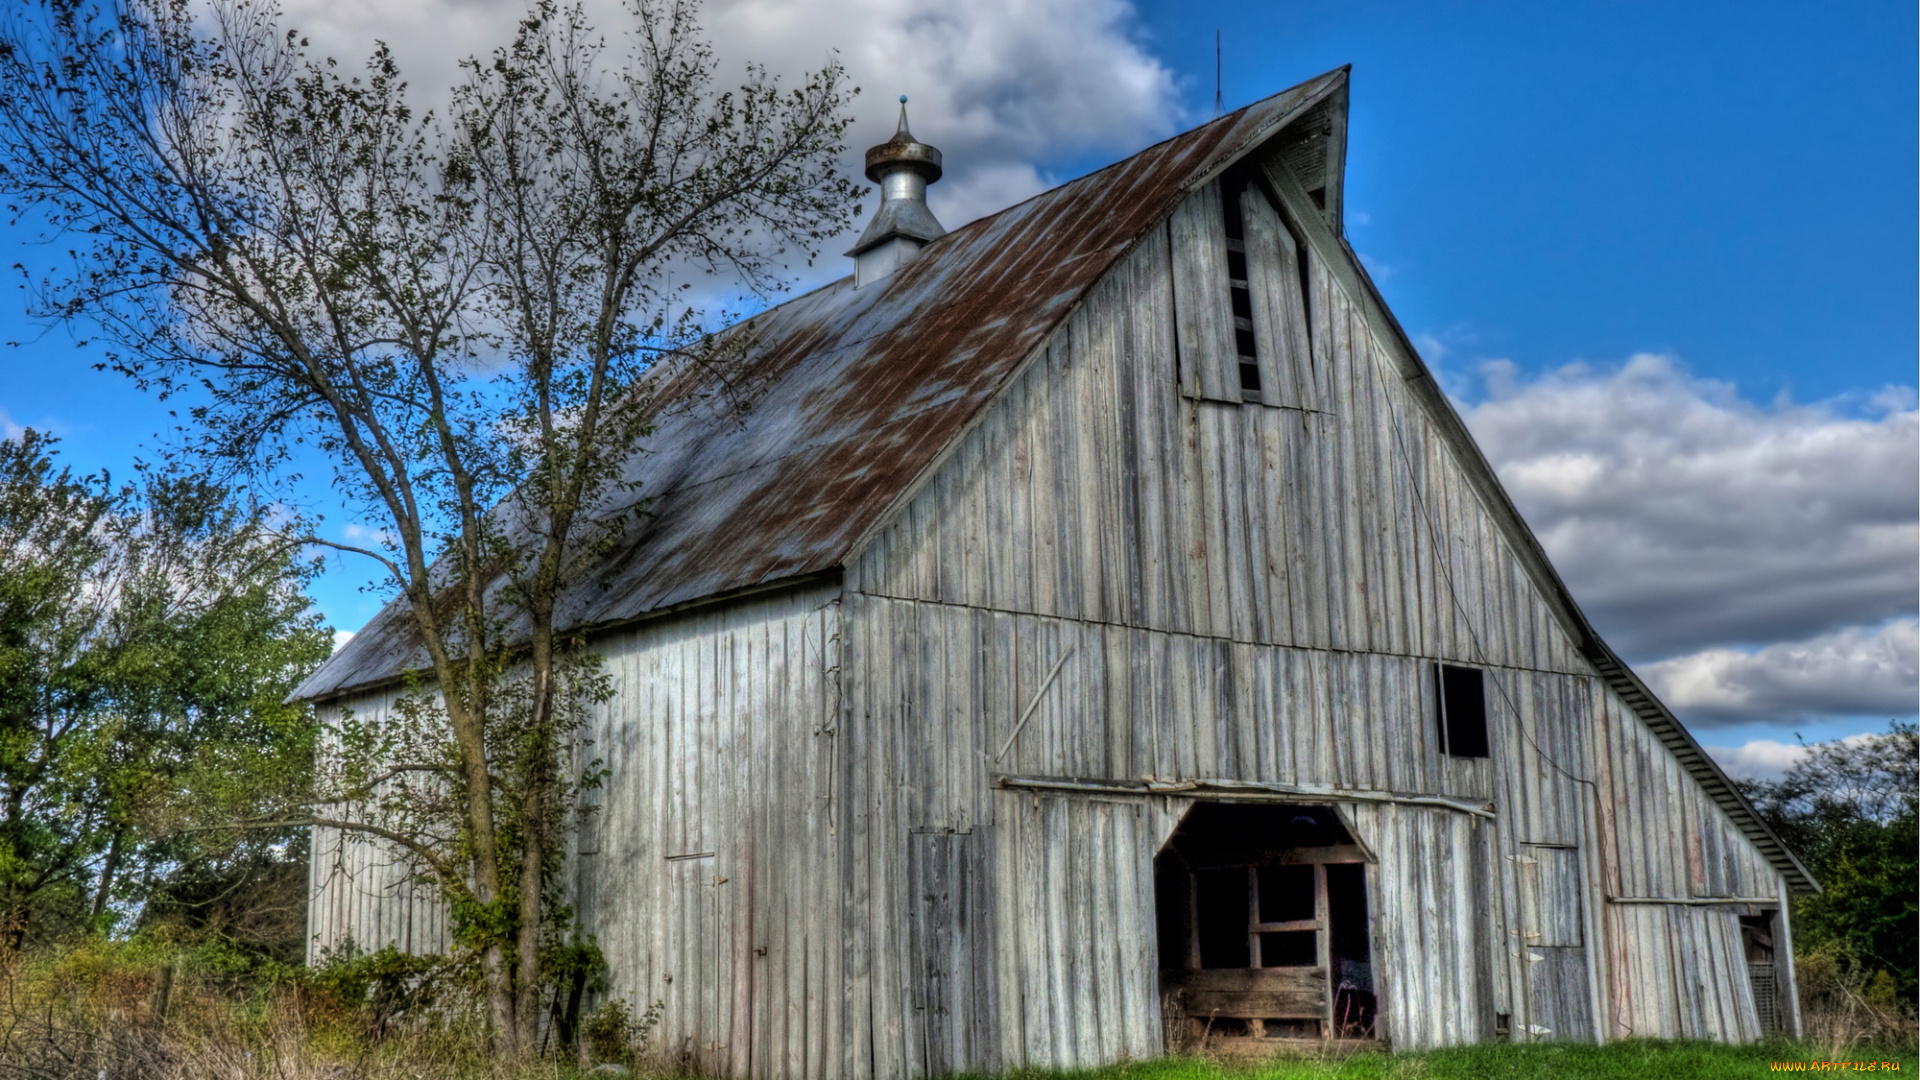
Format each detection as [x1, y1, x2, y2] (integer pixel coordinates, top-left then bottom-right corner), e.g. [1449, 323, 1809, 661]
[0, 937, 626, 1079]
[0, 939, 1909, 1079]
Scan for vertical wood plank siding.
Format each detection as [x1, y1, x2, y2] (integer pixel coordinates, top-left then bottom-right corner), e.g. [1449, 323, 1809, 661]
[578, 584, 844, 1079]
[308, 585, 843, 1080]
[306, 687, 452, 961]
[313, 161, 1796, 1075]
[839, 187, 1786, 1063]
[847, 210, 1588, 678]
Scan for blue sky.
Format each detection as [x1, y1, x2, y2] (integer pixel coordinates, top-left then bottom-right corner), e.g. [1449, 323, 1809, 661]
[1133, 0, 1916, 402]
[0, 0, 1912, 777]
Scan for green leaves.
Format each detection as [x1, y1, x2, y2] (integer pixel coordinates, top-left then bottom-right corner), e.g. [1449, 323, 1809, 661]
[0, 0, 861, 1050]
[0, 430, 330, 952]
[1739, 720, 1919, 999]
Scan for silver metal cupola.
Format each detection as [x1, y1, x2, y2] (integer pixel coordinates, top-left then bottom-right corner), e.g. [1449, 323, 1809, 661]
[848, 97, 946, 287]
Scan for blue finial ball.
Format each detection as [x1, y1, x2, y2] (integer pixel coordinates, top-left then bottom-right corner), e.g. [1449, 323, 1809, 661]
[899, 94, 908, 104]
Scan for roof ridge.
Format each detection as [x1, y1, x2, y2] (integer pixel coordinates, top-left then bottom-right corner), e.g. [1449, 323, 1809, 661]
[917, 67, 1351, 249]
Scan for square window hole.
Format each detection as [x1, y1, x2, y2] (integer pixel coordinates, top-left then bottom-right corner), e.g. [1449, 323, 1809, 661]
[1257, 865, 1315, 923]
[1260, 930, 1318, 967]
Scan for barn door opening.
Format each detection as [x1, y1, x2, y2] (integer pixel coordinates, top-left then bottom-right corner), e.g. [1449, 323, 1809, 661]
[1741, 911, 1784, 1036]
[1154, 803, 1375, 1046]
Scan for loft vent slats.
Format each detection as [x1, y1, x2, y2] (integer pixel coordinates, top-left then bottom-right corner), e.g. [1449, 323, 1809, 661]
[1170, 174, 1317, 410]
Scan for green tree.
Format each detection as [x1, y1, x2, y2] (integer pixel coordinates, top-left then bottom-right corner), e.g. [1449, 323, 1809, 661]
[1739, 719, 1919, 1000]
[0, 0, 860, 1051]
[0, 430, 331, 952]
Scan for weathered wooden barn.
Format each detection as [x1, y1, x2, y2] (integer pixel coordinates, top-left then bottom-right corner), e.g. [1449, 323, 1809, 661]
[296, 68, 1816, 1075]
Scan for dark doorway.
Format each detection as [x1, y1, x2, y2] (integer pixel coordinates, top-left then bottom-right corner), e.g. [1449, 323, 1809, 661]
[1154, 803, 1375, 1043]
[1326, 862, 1376, 1036]
[1740, 912, 1783, 1035]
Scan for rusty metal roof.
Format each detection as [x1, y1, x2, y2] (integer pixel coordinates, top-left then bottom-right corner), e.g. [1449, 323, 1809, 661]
[291, 69, 1350, 702]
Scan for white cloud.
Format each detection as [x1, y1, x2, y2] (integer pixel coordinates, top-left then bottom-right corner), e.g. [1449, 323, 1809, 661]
[271, 0, 1183, 254]
[1705, 731, 1883, 782]
[1459, 354, 1919, 660]
[341, 522, 398, 547]
[0, 408, 23, 441]
[332, 629, 355, 653]
[1643, 619, 1917, 727]
[1704, 739, 1808, 782]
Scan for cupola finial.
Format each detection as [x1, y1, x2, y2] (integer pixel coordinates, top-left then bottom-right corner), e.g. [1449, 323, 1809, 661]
[847, 96, 946, 286]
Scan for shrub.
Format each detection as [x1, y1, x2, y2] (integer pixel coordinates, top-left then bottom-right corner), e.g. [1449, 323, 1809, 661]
[581, 996, 665, 1068]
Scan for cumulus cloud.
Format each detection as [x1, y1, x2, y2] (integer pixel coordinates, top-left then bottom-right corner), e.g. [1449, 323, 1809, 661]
[341, 522, 398, 547]
[1459, 355, 1919, 660]
[1642, 619, 1917, 728]
[1705, 731, 1886, 782]
[272, 0, 1183, 254]
[0, 408, 23, 441]
[332, 629, 356, 654]
[1703, 739, 1809, 782]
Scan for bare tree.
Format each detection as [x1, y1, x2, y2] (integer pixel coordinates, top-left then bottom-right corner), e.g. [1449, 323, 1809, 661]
[0, 0, 860, 1052]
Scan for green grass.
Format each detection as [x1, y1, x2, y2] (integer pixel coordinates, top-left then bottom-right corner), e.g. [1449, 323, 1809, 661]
[955, 1039, 1920, 1080]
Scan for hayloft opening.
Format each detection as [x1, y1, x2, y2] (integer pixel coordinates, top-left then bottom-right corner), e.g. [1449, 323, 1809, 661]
[1435, 663, 1490, 758]
[1155, 803, 1376, 1044]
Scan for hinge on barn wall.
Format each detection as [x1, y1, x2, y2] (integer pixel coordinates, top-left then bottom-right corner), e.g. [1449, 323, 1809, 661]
[1527, 951, 1546, 964]
[1527, 1025, 1553, 1037]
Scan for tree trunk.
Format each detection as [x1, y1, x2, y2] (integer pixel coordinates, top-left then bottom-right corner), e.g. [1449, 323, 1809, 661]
[91, 827, 124, 920]
[514, 663, 553, 1052]
[488, 942, 519, 1055]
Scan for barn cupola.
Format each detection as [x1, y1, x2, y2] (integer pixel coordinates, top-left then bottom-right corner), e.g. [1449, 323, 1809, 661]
[848, 97, 946, 287]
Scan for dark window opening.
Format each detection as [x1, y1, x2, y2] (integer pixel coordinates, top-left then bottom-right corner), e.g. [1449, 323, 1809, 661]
[1207, 1017, 1252, 1038]
[1257, 865, 1315, 923]
[1221, 182, 1246, 241]
[1741, 912, 1782, 1035]
[1154, 858, 1193, 969]
[1261, 1018, 1320, 1040]
[1436, 663, 1490, 758]
[1195, 868, 1251, 969]
[1260, 930, 1317, 967]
